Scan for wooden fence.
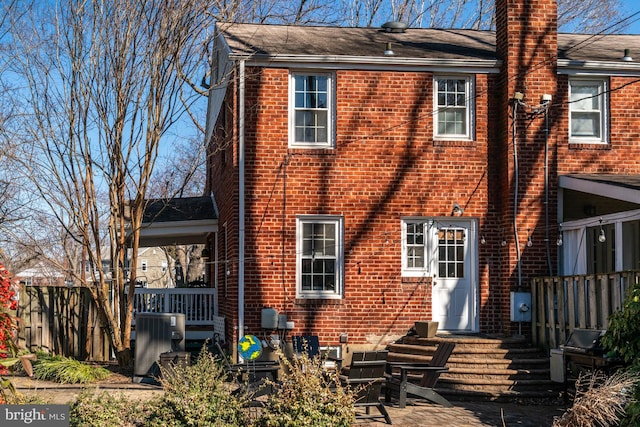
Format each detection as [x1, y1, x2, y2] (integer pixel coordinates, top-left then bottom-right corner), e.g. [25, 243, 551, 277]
[16, 286, 219, 361]
[531, 270, 640, 352]
[17, 286, 112, 361]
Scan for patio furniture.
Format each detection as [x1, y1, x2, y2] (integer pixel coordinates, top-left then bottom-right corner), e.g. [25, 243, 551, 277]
[340, 350, 392, 425]
[291, 335, 321, 359]
[385, 341, 455, 408]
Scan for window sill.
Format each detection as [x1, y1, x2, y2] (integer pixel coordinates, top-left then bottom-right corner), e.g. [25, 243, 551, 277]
[568, 141, 610, 150]
[295, 298, 343, 306]
[433, 139, 476, 147]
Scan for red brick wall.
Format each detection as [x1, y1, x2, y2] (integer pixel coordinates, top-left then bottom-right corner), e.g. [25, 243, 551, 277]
[495, 0, 559, 335]
[209, 0, 640, 346]
[212, 66, 496, 345]
[555, 75, 640, 174]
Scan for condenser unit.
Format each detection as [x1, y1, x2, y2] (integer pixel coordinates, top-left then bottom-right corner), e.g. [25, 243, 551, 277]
[134, 312, 185, 378]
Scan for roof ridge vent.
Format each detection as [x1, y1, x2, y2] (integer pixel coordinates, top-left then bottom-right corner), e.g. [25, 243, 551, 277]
[381, 21, 408, 33]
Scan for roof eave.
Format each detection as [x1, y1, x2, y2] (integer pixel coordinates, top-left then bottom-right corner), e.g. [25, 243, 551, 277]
[229, 53, 502, 73]
[558, 59, 640, 76]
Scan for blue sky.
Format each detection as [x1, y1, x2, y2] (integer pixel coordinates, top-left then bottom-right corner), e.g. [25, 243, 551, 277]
[620, 0, 640, 33]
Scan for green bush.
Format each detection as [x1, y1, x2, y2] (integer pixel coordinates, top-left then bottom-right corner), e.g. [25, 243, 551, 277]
[601, 282, 640, 427]
[255, 350, 355, 427]
[69, 390, 150, 427]
[602, 284, 640, 365]
[145, 347, 249, 427]
[67, 345, 356, 426]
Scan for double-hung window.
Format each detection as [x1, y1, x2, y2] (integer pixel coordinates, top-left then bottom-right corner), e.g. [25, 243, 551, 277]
[569, 78, 607, 144]
[402, 219, 430, 276]
[296, 215, 343, 299]
[434, 76, 474, 140]
[289, 72, 334, 148]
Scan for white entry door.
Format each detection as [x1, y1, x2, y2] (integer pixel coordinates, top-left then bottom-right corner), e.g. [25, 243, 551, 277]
[430, 219, 478, 332]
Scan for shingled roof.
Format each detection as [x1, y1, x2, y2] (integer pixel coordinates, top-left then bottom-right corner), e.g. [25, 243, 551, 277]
[216, 22, 640, 66]
[142, 196, 217, 224]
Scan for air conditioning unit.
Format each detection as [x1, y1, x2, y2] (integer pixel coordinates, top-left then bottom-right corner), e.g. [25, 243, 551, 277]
[134, 313, 185, 378]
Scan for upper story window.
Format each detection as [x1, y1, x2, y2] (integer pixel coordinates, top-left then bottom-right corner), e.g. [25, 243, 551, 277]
[569, 78, 608, 144]
[141, 259, 148, 272]
[296, 215, 343, 299]
[289, 72, 334, 148]
[434, 76, 474, 140]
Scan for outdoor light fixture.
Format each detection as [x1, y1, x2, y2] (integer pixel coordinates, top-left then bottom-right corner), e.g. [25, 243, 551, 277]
[598, 218, 606, 243]
[556, 232, 563, 247]
[480, 235, 486, 245]
[527, 234, 533, 247]
[623, 48, 633, 62]
[451, 203, 464, 216]
[384, 42, 394, 56]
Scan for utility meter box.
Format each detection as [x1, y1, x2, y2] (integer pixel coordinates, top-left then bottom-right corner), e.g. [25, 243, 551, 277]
[510, 292, 532, 322]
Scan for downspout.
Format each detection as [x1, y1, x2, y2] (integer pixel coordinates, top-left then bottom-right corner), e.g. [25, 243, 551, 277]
[238, 59, 246, 350]
[543, 99, 553, 276]
[512, 99, 522, 290]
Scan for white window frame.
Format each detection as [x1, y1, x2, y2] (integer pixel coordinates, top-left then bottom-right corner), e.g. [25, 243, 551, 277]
[401, 218, 433, 277]
[289, 71, 335, 148]
[569, 78, 608, 144]
[433, 75, 474, 140]
[296, 215, 343, 299]
[141, 259, 148, 272]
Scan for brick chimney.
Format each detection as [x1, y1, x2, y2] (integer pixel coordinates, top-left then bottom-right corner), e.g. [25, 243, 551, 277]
[493, 0, 558, 334]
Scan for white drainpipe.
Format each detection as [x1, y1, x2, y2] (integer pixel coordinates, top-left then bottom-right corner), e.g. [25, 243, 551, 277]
[238, 59, 246, 348]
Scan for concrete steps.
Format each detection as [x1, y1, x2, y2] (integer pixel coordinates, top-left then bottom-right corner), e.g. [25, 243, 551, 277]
[386, 334, 562, 402]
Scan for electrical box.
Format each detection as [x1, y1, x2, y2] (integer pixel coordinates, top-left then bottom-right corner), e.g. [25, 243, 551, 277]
[510, 292, 532, 322]
[261, 307, 278, 330]
[134, 313, 185, 378]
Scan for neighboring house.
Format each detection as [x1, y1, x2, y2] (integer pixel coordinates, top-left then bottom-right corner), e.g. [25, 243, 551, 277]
[15, 263, 66, 287]
[132, 247, 174, 288]
[198, 0, 640, 352]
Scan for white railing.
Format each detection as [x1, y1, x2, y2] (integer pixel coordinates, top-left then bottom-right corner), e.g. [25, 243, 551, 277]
[133, 287, 218, 326]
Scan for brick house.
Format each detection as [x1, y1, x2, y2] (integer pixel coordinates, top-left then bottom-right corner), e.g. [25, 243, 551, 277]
[202, 0, 640, 356]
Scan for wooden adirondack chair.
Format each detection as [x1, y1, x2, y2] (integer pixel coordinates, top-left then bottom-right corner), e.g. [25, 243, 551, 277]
[341, 350, 392, 424]
[384, 341, 456, 408]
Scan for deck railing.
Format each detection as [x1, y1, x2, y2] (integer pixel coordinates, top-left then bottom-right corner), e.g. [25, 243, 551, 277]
[531, 270, 640, 351]
[132, 287, 218, 326]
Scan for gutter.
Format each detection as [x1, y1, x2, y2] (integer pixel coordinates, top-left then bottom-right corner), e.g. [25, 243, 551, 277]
[228, 54, 502, 73]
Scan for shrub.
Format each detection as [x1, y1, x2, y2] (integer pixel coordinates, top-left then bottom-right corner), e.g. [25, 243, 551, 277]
[553, 370, 639, 427]
[600, 282, 640, 426]
[145, 346, 250, 427]
[32, 353, 111, 384]
[255, 350, 355, 427]
[602, 283, 640, 365]
[70, 390, 150, 427]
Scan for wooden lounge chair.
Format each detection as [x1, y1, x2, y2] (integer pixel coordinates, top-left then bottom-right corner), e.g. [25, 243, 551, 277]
[384, 341, 455, 408]
[341, 350, 392, 424]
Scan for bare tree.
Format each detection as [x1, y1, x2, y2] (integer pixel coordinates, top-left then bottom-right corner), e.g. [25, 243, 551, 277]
[6, 0, 216, 365]
[338, 0, 624, 32]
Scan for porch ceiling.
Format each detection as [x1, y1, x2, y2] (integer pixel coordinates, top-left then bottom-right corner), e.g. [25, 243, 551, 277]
[559, 174, 640, 204]
[138, 196, 218, 247]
